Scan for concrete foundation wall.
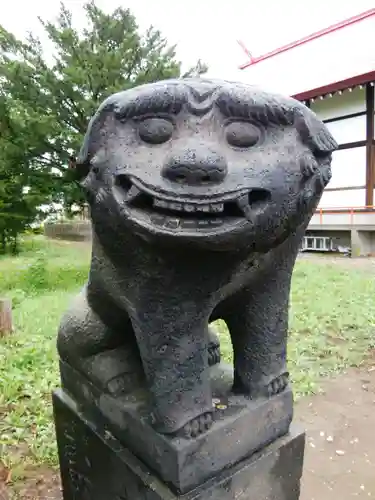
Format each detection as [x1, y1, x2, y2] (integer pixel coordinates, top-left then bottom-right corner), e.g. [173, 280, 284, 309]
[350, 230, 375, 257]
[305, 227, 375, 257]
[44, 221, 92, 241]
[305, 230, 351, 249]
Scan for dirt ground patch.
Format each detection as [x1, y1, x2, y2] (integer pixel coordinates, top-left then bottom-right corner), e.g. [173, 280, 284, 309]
[0, 465, 60, 500]
[298, 252, 375, 271]
[1, 363, 374, 500]
[298, 360, 375, 499]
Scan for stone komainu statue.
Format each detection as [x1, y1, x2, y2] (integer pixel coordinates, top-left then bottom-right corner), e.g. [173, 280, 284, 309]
[58, 78, 337, 438]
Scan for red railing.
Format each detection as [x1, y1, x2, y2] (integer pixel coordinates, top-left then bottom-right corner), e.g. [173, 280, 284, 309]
[314, 205, 375, 225]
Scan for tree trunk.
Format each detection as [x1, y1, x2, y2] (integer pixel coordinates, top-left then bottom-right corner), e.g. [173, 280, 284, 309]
[11, 236, 18, 255]
[0, 232, 6, 253]
[0, 298, 12, 336]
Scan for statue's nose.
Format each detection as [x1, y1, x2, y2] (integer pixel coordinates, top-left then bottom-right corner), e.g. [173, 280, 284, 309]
[162, 150, 228, 186]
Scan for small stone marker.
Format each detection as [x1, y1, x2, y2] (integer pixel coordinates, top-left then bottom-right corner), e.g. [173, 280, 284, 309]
[0, 298, 12, 336]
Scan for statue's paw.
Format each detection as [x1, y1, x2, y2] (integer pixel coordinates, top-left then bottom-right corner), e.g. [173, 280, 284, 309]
[105, 371, 144, 396]
[80, 348, 145, 396]
[207, 326, 221, 366]
[208, 341, 221, 366]
[267, 372, 289, 397]
[182, 412, 213, 438]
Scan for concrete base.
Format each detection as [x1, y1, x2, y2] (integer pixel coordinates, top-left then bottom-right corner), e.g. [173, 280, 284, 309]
[53, 389, 305, 500]
[350, 229, 375, 257]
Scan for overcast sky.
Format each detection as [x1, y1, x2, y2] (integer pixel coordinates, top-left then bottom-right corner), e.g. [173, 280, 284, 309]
[1, 0, 374, 81]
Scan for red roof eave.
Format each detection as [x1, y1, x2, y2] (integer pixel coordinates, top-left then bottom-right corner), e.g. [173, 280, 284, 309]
[292, 70, 375, 100]
[238, 8, 375, 71]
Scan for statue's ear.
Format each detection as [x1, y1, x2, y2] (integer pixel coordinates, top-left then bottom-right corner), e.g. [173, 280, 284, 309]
[67, 154, 91, 182]
[72, 111, 109, 182]
[293, 107, 338, 158]
[71, 117, 96, 182]
[68, 156, 76, 169]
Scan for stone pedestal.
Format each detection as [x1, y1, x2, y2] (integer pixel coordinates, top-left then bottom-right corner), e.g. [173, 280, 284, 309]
[53, 389, 305, 500]
[59, 361, 295, 493]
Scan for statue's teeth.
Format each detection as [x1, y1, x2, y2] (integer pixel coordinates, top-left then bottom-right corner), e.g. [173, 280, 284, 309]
[125, 185, 142, 202]
[153, 198, 169, 209]
[153, 198, 225, 214]
[196, 205, 210, 212]
[184, 204, 196, 212]
[164, 218, 180, 229]
[169, 202, 183, 211]
[210, 203, 224, 213]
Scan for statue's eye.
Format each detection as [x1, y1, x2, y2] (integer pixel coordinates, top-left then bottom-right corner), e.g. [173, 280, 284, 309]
[138, 118, 174, 145]
[225, 122, 260, 148]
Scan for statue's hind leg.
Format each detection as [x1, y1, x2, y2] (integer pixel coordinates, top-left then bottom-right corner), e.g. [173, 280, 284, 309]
[207, 325, 221, 366]
[58, 289, 219, 399]
[57, 289, 144, 395]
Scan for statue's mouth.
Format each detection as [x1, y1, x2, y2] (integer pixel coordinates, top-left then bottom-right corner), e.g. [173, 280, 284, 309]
[113, 175, 271, 234]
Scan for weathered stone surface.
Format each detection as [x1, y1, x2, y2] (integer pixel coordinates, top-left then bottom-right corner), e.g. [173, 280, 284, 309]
[55, 77, 336, 496]
[53, 389, 305, 500]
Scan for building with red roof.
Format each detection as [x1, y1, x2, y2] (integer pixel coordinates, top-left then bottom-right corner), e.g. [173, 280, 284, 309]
[238, 9, 375, 255]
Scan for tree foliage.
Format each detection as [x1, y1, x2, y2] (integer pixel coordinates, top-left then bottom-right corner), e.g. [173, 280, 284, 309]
[0, 1, 207, 250]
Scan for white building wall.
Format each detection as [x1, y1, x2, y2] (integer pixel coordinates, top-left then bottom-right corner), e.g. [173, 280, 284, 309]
[310, 87, 368, 208]
[311, 87, 366, 119]
[236, 13, 375, 98]
[234, 11, 375, 210]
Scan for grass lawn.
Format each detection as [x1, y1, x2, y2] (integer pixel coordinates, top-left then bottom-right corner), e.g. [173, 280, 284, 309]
[1, 236, 375, 474]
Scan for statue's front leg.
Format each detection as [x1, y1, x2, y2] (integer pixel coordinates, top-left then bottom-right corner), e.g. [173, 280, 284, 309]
[224, 245, 298, 399]
[132, 313, 213, 437]
[226, 285, 290, 398]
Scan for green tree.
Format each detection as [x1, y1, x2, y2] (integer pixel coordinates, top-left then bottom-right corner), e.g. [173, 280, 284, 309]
[0, 99, 55, 253]
[0, 1, 207, 227]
